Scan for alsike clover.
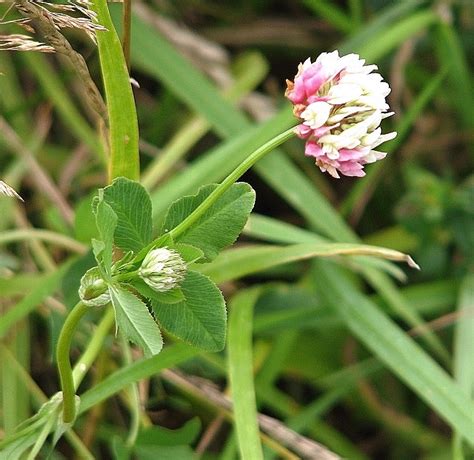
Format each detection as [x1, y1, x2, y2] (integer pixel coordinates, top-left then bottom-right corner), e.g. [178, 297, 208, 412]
[53, 52, 400, 428]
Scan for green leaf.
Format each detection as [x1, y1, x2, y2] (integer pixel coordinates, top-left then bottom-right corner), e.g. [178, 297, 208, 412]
[93, 196, 117, 277]
[109, 286, 163, 358]
[102, 178, 153, 253]
[74, 193, 99, 243]
[133, 233, 175, 267]
[174, 243, 204, 264]
[435, 23, 474, 131]
[135, 445, 195, 460]
[0, 432, 38, 460]
[244, 213, 404, 280]
[228, 288, 264, 460]
[130, 279, 185, 305]
[315, 260, 474, 445]
[111, 436, 131, 460]
[136, 418, 201, 446]
[151, 271, 226, 352]
[162, 183, 255, 261]
[127, 11, 247, 139]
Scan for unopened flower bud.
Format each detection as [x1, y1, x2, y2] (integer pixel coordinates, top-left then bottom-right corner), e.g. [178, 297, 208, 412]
[79, 267, 110, 307]
[138, 247, 187, 292]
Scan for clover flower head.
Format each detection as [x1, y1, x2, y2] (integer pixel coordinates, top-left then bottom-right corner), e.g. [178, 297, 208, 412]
[285, 51, 396, 178]
[79, 267, 110, 307]
[138, 247, 187, 292]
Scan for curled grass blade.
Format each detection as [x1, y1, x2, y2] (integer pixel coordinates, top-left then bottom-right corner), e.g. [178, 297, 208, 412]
[199, 242, 418, 284]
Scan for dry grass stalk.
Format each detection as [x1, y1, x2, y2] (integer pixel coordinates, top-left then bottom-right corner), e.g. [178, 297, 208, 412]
[163, 369, 341, 460]
[0, 32, 53, 51]
[12, 0, 108, 122]
[0, 179, 23, 200]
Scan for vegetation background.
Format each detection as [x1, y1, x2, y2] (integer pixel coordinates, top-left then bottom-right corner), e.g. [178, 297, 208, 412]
[0, 0, 473, 459]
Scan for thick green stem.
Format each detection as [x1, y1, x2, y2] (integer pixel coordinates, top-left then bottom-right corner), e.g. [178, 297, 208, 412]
[169, 127, 296, 240]
[122, 0, 132, 71]
[91, 0, 140, 181]
[113, 270, 139, 283]
[56, 301, 89, 423]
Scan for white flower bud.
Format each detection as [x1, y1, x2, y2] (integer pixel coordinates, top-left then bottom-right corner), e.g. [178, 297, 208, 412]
[138, 247, 187, 292]
[79, 267, 110, 307]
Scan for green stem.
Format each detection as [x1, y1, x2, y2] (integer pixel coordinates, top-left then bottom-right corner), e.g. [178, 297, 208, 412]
[119, 336, 141, 447]
[91, 0, 140, 181]
[56, 301, 89, 423]
[72, 307, 115, 389]
[169, 127, 296, 240]
[113, 270, 139, 283]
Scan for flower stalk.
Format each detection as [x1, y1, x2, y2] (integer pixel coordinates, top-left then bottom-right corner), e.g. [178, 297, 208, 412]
[169, 126, 297, 240]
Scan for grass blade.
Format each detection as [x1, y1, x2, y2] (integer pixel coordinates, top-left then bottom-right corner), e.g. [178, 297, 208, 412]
[228, 288, 264, 460]
[354, 10, 438, 62]
[302, 0, 353, 33]
[340, 0, 426, 55]
[78, 343, 199, 414]
[435, 22, 474, 133]
[452, 274, 474, 457]
[0, 263, 71, 339]
[315, 260, 474, 444]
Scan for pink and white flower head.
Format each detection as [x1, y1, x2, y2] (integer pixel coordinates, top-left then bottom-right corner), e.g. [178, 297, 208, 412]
[286, 51, 396, 178]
